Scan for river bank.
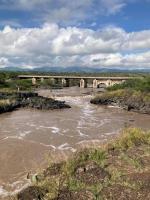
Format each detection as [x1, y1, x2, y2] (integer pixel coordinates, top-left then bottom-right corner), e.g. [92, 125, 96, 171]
[16, 128, 150, 200]
[91, 89, 150, 114]
[0, 92, 71, 114]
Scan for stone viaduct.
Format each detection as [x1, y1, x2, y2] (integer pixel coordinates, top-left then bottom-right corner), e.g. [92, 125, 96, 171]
[18, 75, 135, 88]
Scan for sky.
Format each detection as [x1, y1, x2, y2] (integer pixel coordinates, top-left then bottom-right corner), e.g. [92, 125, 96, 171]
[0, 0, 150, 70]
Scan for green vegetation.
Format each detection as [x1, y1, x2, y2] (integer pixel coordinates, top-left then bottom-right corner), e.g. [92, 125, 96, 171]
[91, 76, 150, 114]
[16, 128, 150, 200]
[0, 99, 11, 106]
[0, 72, 34, 92]
[0, 71, 149, 92]
[107, 76, 150, 92]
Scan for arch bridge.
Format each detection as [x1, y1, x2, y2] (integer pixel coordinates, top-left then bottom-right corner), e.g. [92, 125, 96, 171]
[18, 75, 135, 88]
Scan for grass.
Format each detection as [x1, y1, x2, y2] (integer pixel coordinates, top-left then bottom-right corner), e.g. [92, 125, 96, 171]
[110, 128, 150, 150]
[64, 148, 107, 176]
[94, 89, 150, 103]
[16, 128, 150, 200]
[107, 76, 150, 92]
[0, 99, 11, 105]
[91, 77, 150, 114]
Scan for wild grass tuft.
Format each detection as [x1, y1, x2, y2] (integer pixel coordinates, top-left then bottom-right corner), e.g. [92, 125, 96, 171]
[63, 148, 107, 176]
[110, 128, 150, 150]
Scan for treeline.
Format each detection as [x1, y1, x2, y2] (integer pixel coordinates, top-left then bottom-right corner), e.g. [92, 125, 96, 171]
[0, 72, 33, 91]
[0, 71, 149, 79]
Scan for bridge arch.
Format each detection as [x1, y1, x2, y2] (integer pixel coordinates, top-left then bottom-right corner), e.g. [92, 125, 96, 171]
[97, 82, 107, 88]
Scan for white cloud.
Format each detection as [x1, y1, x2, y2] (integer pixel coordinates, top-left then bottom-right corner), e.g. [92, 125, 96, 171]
[100, 0, 126, 15]
[0, 57, 9, 68]
[0, 24, 150, 69]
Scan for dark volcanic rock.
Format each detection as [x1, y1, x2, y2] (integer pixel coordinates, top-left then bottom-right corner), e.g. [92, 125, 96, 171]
[0, 92, 71, 114]
[17, 186, 46, 200]
[0, 101, 21, 114]
[24, 96, 71, 110]
[75, 161, 110, 184]
[53, 189, 94, 200]
[91, 92, 150, 114]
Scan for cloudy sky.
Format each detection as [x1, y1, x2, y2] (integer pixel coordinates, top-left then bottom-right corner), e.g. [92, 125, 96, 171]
[0, 0, 150, 69]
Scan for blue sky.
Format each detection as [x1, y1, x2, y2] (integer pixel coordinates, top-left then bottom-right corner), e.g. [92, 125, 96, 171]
[0, 0, 150, 31]
[0, 0, 150, 69]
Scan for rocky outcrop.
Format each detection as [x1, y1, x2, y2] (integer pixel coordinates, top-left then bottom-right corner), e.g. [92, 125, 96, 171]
[0, 92, 71, 114]
[22, 96, 71, 109]
[0, 101, 21, 114]
[91, 90, 150, 114]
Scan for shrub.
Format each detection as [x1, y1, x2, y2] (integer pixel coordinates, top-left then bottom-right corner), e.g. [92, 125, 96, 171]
[107, 77, 150, 92]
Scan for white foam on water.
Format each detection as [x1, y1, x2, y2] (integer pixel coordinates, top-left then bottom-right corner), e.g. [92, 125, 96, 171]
[39, 125, 53, 129]
[62, 129, 69, 133]
[1, 130, 32, 140]
[77, 120, 86, 129]
[76, 139, 103, 145]
[39, 143, 56, 149]
[1, 136, 57, 151]
[19, 130, 32, 138]
[58, 143, 76, 152]
[38, 126, 63, 135]
[2, 136, 23, 140]
[26, 123, 36, 127]
[51, 127, 60, 134]
[56, 96, 92, 107]
[0, 186, 9, 197]
[19, 138, 57, 150]
[78, 130, 89, 137]
[97, 119, 111, 127]
[103, 128, 122, 136]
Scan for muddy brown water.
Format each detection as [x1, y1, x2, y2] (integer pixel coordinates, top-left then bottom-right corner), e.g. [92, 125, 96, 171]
[0, 87, 150, 198]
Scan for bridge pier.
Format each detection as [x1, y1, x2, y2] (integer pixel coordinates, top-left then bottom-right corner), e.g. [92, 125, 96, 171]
[32, 77, 36, 85]
[93, 79, 98, 88]
[62, 78, 66, 87]
[105, 79, 111, 87]
[80, 79, 87, 88]
[41, 77, 44, 83]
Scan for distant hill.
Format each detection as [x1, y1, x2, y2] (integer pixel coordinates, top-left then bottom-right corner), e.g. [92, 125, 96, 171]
[0, 66, 150, 73]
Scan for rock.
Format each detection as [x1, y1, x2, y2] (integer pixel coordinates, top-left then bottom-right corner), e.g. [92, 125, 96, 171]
[91, 92, 150, 114]
[17, 186, 46, 200]
[0, 92, 71, 114]
[75, 161, 110, 184]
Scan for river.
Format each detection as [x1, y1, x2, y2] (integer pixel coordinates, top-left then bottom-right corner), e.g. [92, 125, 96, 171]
[0, 87, 150, 198]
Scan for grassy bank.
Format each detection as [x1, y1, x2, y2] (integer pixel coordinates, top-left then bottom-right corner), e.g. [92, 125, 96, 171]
[15, 128, 150, 200]
[0, 99, 21, 114]
[107, 76, 150, 92]
[91, 77, 150, 114]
